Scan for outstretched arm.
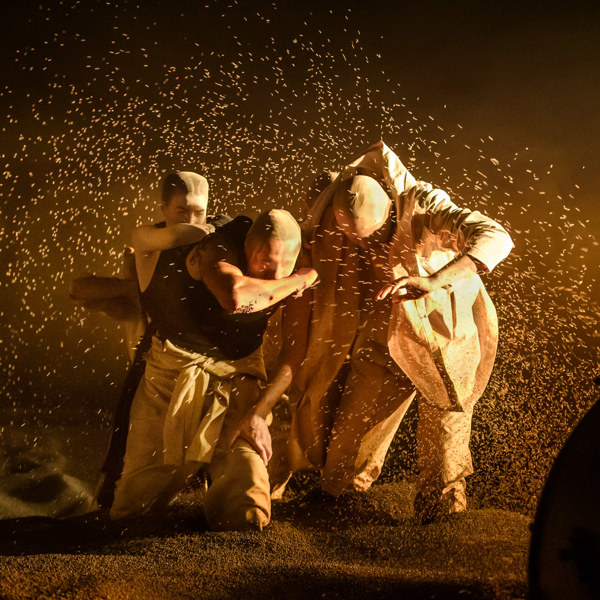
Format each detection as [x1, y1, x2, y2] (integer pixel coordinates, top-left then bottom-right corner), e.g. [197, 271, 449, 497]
[69, 275, 138, 302]
[377, 254, 482, 302]
[133, 222, 214, 293]
[226, 251, 315, 463]
[131, 222, 213, 253]
[227, 282, 313, 463]
[378, 185, 513, 302]
[419, 186, 513, 272]
[213, 263, 317, 313]
[69, 275, 140, 320]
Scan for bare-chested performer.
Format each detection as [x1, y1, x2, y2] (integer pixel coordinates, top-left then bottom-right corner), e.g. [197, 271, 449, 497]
[264, 141, 513, 523]
[109, 209, 318, 531]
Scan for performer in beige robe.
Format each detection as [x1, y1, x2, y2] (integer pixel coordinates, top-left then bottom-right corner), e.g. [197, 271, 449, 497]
[271, 141, 513, 522]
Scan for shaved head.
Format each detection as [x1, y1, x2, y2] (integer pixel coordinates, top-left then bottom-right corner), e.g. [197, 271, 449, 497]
[162, 171, 209, 211]
[333, 175, 392, 241]
[245, 209, 302, 279]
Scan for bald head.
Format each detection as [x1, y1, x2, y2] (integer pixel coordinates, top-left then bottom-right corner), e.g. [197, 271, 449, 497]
[333, 175, 392, 247]
[245, 209, 302, 279]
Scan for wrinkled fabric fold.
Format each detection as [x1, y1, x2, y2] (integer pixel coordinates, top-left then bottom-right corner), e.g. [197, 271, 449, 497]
[146, 338, 266, 466]
[287, 140, 512, 498]
[110, 336, 269, 524]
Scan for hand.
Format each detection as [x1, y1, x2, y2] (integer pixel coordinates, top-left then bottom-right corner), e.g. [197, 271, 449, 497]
[376, 275, 435, 303]
[294, 267, 319, 296]
[228, 411, 272, 466]
[69, 276, 95, 302]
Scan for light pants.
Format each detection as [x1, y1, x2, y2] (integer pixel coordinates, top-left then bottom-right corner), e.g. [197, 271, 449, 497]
[321, 324, 474, 511]
[110, 338, 270, 531]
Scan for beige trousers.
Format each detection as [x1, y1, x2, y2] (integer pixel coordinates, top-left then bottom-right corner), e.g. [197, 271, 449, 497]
[320, 317, 474, 505]
[110, 337, 270, 531]
[320, 322, 415, 496]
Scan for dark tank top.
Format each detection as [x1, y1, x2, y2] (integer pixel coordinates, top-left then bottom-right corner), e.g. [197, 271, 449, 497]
[140, 216, 278, 360]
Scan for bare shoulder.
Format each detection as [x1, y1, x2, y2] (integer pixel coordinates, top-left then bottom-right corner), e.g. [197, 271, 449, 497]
[186, 233, 241, 281]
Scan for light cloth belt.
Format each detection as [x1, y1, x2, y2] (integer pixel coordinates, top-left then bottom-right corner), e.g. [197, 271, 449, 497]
[146, 337, 266, 465]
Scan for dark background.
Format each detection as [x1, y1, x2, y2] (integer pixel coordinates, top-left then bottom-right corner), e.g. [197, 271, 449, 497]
[1, 0, 598, 513]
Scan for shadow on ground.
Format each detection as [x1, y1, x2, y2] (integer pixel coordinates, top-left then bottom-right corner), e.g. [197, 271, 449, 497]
[0, 481, 530, 600]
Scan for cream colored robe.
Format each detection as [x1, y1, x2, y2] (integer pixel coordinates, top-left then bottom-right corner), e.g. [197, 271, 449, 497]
[287, 141, 513, 495]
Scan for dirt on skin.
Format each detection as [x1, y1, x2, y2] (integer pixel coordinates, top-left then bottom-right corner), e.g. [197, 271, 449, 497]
[0, 481, 530, 600]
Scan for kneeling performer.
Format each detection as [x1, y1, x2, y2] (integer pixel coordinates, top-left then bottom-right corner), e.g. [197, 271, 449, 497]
[109, 210, 318, 531]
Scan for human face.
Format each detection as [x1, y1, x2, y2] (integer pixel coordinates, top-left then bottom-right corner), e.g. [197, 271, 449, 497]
[246, 238, 299, 280]
[162, 191, 207, 226]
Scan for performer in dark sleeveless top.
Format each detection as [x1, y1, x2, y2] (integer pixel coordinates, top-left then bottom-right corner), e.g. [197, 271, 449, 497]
[140, 217, 278, 360]
[109, 209, 318, 531]
[92, 172, 224, 510]
[94, 211, 233, 510]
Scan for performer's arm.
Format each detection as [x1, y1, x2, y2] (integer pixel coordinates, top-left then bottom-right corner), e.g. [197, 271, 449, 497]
[70, 275, 138, 302]
[131, 222, 212, 253]
[254, 293, 311, 415]
[378, 185, 513, 302]
[420, 186, 513, 272]
[189, 238, 318, 314]
[133, 223, 213, 292]
[69, 275, 140, 320]
[377, 254, 482, 301]
[226, 260, 314, 464]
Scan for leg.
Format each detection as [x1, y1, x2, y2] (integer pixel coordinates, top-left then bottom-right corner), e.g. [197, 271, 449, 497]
[109, 342, 193, 520]
[414, 400, 474, 524]
[96, 326, 153, 509]
[205, 439, 271, 531]
[321, 335, 416, 497]
[204, 375, 271, 531]
[266, 394, 293, 500]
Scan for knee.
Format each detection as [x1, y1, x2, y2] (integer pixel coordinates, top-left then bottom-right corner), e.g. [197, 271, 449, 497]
[204, 445, 271, 531]
[206, 504, 269, 532]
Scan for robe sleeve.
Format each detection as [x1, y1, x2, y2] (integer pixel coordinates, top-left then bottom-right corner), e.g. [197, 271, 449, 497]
[420, 188, 514, 272]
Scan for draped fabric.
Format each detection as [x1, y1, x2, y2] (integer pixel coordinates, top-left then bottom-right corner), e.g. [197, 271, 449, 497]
[288, 141, 419, 471]
[109, 336, 269, 526]
[149, 338, 266, 465]
[287, 141, 513, 481]
[289, 198, 364, 470]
